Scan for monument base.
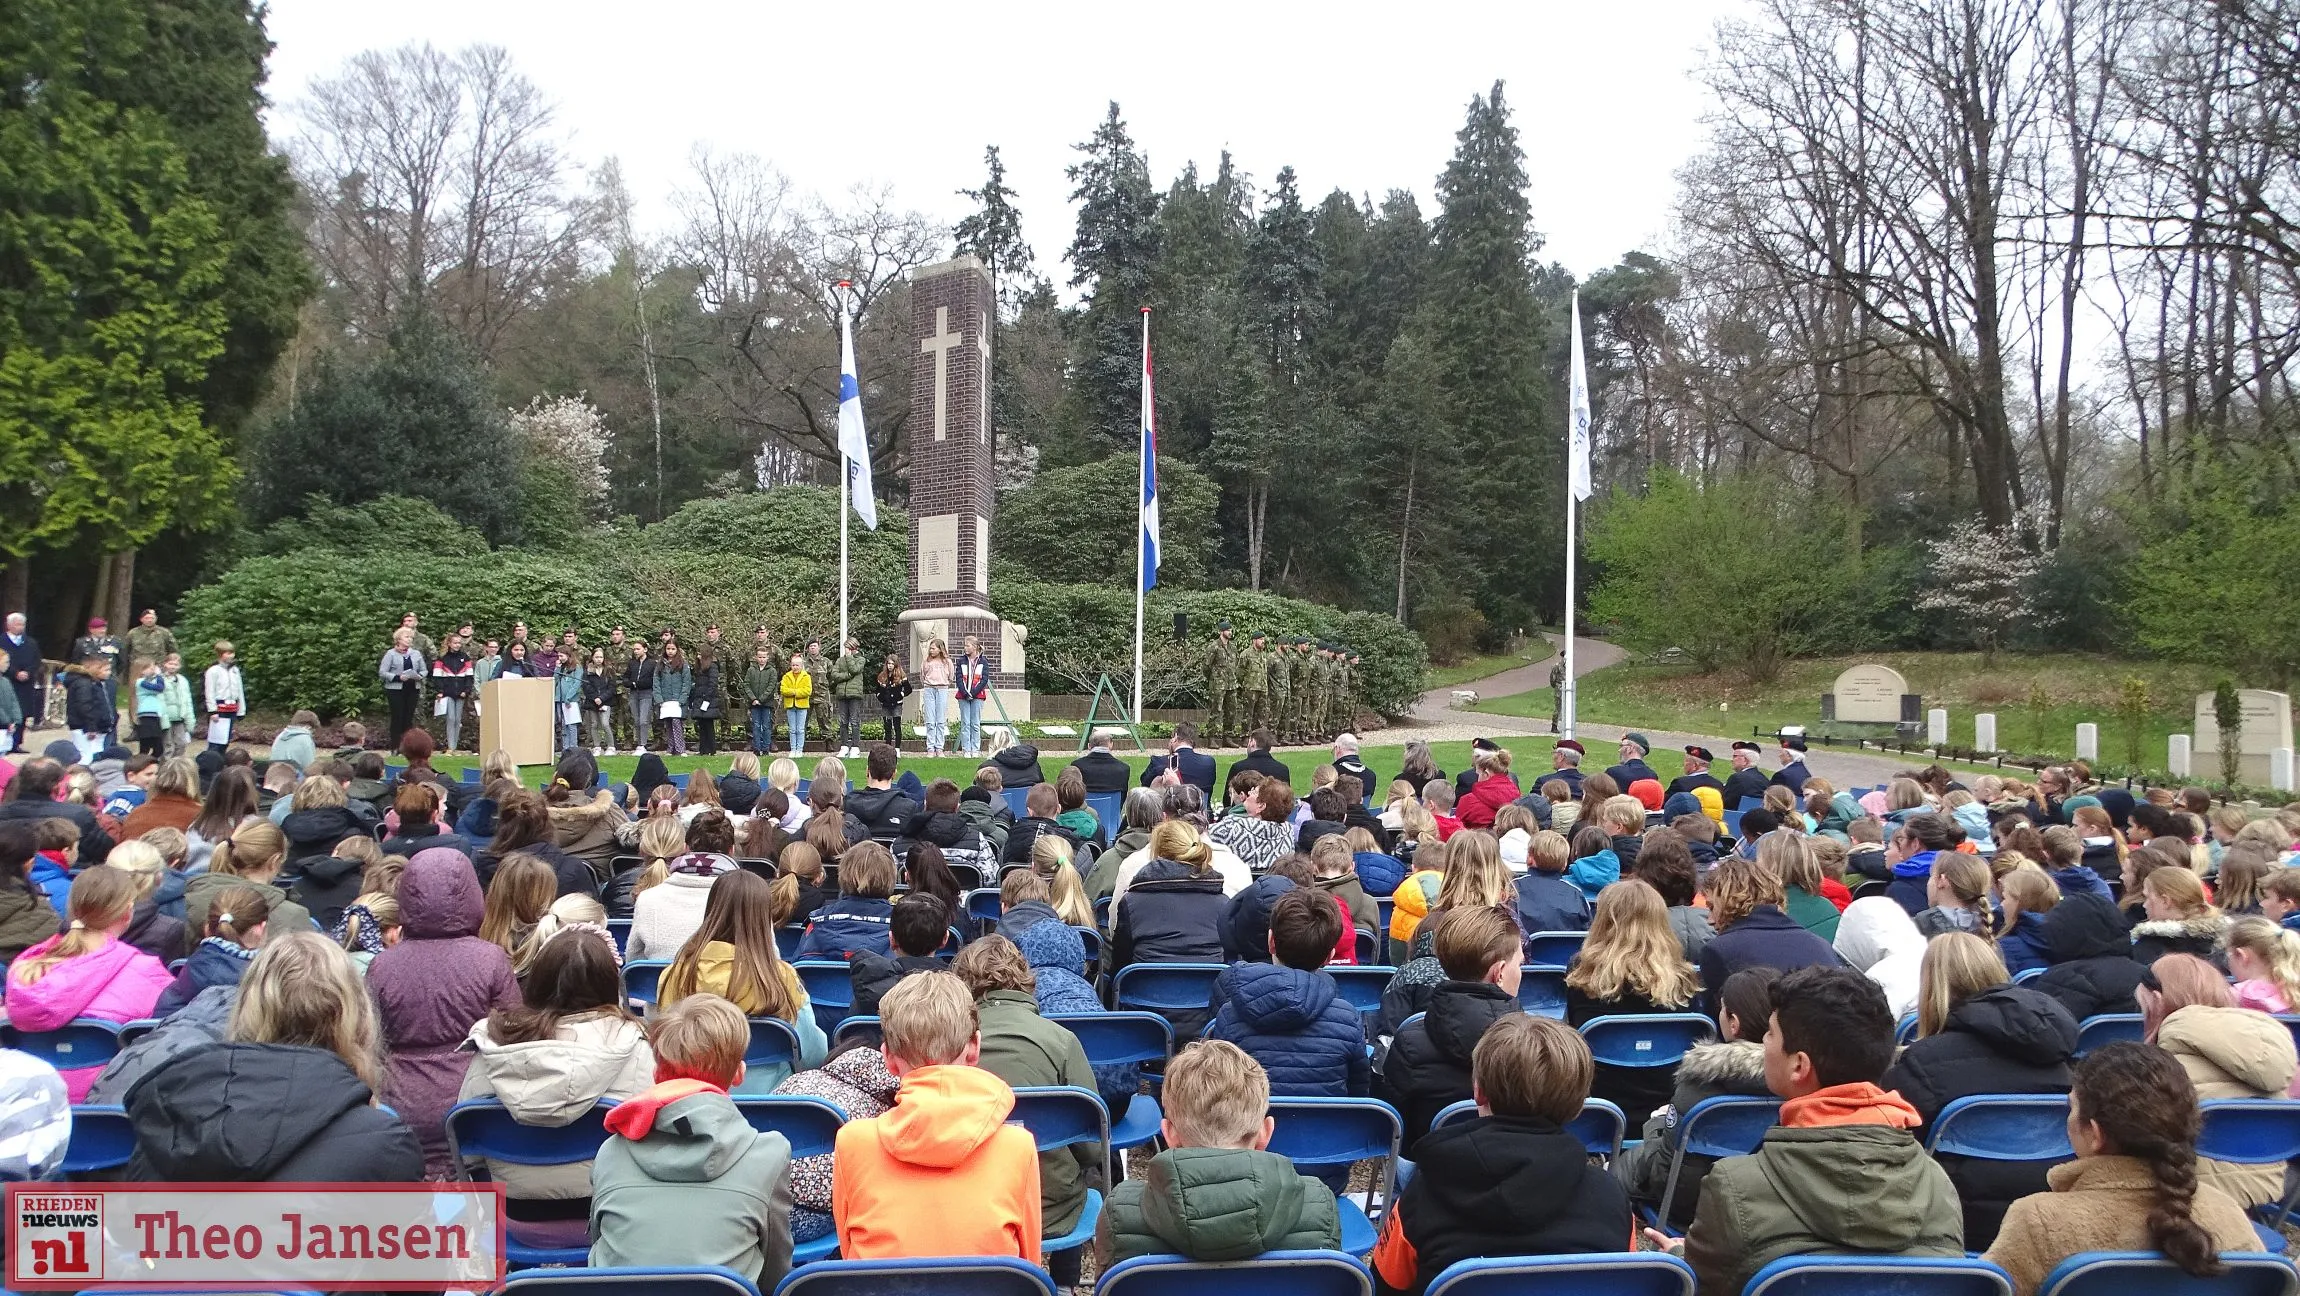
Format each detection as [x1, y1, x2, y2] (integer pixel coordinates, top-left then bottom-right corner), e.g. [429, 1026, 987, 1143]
[898, 605, 1030, 723]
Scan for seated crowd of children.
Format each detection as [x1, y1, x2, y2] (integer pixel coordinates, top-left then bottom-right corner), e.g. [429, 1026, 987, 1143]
[2, 732, 2299, 1296]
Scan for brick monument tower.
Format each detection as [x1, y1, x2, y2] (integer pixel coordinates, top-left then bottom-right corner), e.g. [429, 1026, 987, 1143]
[899, 255, 1029, 720]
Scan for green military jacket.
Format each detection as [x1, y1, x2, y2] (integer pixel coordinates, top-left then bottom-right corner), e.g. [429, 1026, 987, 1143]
[804, 651, 833, 709]
[123, 624, 177, 668]
[1205, 635, 1237, 690]
[1238, 644, 1270, 695]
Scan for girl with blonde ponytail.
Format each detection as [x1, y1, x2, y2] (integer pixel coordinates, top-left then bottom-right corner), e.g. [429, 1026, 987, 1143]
[186, 819, 312, 945]
[154, 885, 273, 1013]
[1916, 851, 1995, 940]
[333, 890, 402, 976]
[2225, 915, 2300, 1014]
[4, 867, 173, 1098]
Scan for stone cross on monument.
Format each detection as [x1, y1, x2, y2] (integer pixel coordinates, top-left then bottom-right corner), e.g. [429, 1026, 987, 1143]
[898, 255, 1030, 721]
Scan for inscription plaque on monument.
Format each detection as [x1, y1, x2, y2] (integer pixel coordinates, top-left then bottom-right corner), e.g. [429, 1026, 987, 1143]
[1828, 663, 1910, 724]
[2195, 689, 2295, 786]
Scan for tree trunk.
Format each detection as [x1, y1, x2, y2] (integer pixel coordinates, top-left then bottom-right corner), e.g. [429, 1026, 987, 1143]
[108, 550, 135, 639]
[2, 558, 25, 618]
[88, 555, 115, 635]
[1395, 461, 1416, 621]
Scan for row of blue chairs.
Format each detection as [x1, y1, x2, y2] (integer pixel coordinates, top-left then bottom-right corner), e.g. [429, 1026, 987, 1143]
[473, 1250, 2300, 1296]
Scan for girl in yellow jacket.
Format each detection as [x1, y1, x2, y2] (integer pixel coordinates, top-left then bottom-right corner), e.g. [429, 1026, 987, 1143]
[779, 654, 814, 755]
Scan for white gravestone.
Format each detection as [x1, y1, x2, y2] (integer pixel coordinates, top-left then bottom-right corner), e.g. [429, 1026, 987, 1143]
[2194, 690, 2296, 786]
[1928, 709, 1948, 746]
[2274, 748, 2295, 794]
[1975, 713, 1998, 753]
[2075, 723, 2098, 761]
[1830, 663, 1910, 724]
[2169, 734, 2192, 778]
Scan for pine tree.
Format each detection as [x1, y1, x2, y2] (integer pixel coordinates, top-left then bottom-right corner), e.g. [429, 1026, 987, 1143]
[1245, 166, 1323, 373]
[1151, 156, 1253, 463]
[1427, 81, 1557, 629]
[1062, 103, 1161, 457]
[954, 145, 1036, 308]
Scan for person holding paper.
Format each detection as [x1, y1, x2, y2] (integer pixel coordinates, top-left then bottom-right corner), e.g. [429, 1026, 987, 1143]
[379, 628, 425, 747]
[202, 641, 245, 750]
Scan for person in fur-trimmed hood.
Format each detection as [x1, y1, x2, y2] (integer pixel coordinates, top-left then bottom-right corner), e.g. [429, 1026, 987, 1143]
[2127, 866, 2230, 968]
[1614, 967, 1778, 1230]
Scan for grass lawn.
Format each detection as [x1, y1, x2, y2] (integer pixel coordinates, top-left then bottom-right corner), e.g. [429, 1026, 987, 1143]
[1425, 649, 1545, 692]
[432, 739, 1535, 792]
[1471, 651, 2230, 767]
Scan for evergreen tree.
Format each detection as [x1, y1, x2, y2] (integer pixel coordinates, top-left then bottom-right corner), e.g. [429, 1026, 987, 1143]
[1245, 166, 1323, 372]
[1062, 103, 1160, 457]
[247, 311, 522, 541]
[0, 0, 235, 561]
[1427, 81, 1557, 629]
[1150, 156, 1253, 463]
[954, 145, 1036, 308]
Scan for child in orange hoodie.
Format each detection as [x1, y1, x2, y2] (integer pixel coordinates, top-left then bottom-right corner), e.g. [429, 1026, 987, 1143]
[832, 970, 1042, 1262]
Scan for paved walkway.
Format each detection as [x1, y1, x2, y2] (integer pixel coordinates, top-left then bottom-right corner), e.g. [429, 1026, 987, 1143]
[1375, 633, 1918, 788]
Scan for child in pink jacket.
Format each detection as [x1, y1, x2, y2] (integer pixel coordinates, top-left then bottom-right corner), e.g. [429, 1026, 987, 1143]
[5, 865, 173, 1099]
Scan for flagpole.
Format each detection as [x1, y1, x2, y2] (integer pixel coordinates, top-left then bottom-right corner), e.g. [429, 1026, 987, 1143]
[1561, 289, 1586, 742]
[837, 281, 852, 652]
[1562, 490, 1577, 741]
[1133, 307, 1150, 725]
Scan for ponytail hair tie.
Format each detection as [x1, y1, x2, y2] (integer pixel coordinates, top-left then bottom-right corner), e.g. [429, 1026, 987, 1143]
[217, 912, 234, 926]
[553, 777, 571, 789]
[68, 920, 84, 931]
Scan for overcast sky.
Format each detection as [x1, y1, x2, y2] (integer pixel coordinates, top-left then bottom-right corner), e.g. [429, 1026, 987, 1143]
[262, 0, 1742, 284]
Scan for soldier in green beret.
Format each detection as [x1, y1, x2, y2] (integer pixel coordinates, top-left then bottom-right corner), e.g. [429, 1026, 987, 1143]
[1203, 621, 1238, 746]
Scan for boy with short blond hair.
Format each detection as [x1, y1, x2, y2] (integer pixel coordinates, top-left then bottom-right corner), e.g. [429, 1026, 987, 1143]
[833, 971, 1041, 1261]
[1096, 1040, 1340, 1266]
[590, 994, 793, 1287]
[1374, 1016, 1629, 1296]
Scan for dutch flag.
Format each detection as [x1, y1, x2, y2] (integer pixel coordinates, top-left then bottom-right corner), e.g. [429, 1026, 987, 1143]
[1140, 309, 1160, 593]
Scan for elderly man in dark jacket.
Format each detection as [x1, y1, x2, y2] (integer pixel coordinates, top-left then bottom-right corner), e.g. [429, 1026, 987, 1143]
[1068, 731, 1132, 794]
[1208, 890, 1370, 1099]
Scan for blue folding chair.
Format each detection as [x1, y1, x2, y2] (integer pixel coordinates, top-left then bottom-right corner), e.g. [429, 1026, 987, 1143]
[506, 1267, 762, 1296]
[776, 1256, 1055, 1296]
[729, 1096, 846, 1262]
[1579, 1014, 1715, 1072]
[1002, 788, 1031, 818]
[833, 1016, 882, 1049]
[1737, 797, 1764, 812]
[0, 1019, 123, 1072]
[443, 1097, 620, 1267]
[2036, 1251, 2299, 1296]
[1424, 1253, 1696, 1296]
[118, 1017, 161, 1046]
[1925, 1095, 2074, 1178]
[1329, 966, 1395, 1034]
[2073, 1014, 2146, 1058]
[966, 888, 1005, 925]
[2277, 1016, 2300, 1058]
[1049, 1011, 1171, 1150]
[1744, 1255, 2014, 1296]
[1375, 896, 1394, 938]
[669, 773, 690, 791]
[1112, 963, 1227, 1017]
[1518, 967, 1568, 1019]
[1429, 1097, 1625, 1159]
[1007, 1086, 1108, 1260]
[1086, 791, 1123, 840]
[606, 918, 632, 954]
[1354, 927, 1379, 965]
[2197, 1099, 2300, 1251]
[1649, 1095, 1782, 1234]
[776, 925, 803, 961]
[1523, 930, 1586, 970]
[1265, 1097, 1403, 1257]
[1075, 925, 1104, 965]
[2014, 967, 2046, 984]
[1098, 1251, 1372, 1296]
[1723, 810, 1745, 839]
[793, 961, 855, 1035]
[622, 960, 670, 1008]
[746, 1016, 801, 1074]
[64, 1104, 136, 1176]
[1898, 1012, 1923, 1045]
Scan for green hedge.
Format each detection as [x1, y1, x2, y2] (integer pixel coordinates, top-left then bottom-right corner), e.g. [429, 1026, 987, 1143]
[179, 490, 1428, 718]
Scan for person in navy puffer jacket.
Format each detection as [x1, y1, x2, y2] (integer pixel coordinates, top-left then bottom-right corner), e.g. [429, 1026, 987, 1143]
[1355, 849, 1407, 898]
[1886, 812, 1957, 915]
[1209, 889, 1370, 1099]
[1996, 867, 2057, 976]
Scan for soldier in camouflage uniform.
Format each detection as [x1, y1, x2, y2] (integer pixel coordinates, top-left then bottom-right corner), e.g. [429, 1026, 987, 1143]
[604, 626, 634, 748]
[1203, 621, 1238, 746]
[1238, 632, 1271, 738]
[1272, 638, 1296, 743]
[1318, 644, 1341, 741]
[123, 610, 177, 675]
[1290, 640, 1317, 744]
[1269, 635, 1294, 748]
[1337, 649, 1360, 736]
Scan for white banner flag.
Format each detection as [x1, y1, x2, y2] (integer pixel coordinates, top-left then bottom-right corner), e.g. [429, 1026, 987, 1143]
[1568, 290, 1593, 503]
[838, 297, 878, 530]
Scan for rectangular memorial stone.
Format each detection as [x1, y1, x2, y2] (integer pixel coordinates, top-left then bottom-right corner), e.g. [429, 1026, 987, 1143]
[1830, 663, 1910, 725]
[2194, 689, 2295, 786]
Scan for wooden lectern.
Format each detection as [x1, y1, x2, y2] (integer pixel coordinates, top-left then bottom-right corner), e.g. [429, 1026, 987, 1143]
[479, 676, 555, 767]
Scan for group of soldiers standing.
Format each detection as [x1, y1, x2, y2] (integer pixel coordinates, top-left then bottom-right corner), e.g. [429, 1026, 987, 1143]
[1200, 621, 1361, 747]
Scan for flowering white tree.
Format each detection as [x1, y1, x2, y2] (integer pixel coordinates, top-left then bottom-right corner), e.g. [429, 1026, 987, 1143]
[1915, 509, 2054, 665]
[509, 394, 610, 514]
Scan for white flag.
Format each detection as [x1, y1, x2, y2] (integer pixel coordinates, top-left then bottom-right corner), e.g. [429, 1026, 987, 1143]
[1568, 290, 1593, 503]
[838, 295, 878, 530]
